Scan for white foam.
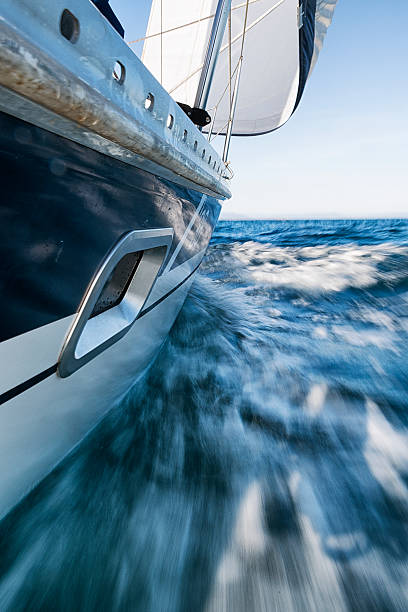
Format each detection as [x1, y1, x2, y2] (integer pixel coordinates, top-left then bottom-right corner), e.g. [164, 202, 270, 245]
[305, 383, 328, 416]
[332, 325, 398, 350]
[228, 241, 408, 294]
[364, 399, 408, 500]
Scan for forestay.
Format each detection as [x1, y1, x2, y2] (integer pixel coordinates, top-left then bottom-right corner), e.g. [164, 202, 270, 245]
[142, 0, 337, 136]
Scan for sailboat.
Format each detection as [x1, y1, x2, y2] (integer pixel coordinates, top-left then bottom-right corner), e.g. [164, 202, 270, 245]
[0, 0, 336, 519]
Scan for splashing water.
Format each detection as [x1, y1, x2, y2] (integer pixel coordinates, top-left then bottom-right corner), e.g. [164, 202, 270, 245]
[1, 219, 408, 611]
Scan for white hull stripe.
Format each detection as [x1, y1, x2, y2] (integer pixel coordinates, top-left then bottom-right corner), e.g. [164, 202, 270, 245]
[0, 260, 202, 406]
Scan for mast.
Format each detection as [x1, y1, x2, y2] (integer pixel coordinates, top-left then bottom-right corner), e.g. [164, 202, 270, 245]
[194, 0, 231, 111]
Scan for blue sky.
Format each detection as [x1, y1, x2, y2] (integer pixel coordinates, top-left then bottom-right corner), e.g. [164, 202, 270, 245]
[111, 0, 407, 219]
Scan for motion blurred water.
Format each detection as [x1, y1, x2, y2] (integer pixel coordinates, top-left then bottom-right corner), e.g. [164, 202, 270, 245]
[1, 219, 408, 611]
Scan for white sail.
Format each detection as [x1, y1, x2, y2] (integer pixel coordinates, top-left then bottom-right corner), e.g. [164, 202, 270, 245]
[141, 0, 216, 107]
[142, 0, 337, 136]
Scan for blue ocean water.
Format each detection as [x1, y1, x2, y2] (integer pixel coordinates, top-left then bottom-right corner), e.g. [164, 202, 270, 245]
[1, 219, 408, 611]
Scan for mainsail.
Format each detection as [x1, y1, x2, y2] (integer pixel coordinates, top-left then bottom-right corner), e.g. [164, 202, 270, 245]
[142, 0, 337, 136]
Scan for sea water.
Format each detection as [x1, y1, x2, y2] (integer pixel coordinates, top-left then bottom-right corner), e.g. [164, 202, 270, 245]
[1, 219, 408, 611]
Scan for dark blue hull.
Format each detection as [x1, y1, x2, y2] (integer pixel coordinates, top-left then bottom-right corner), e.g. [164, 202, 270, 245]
[0, 110, 221, 344]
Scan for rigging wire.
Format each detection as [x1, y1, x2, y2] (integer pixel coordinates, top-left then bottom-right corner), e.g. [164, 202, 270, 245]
[228, 8, 232, 112]
[127, 0, 262, 45]
[208, 0, 249, 146]
[137, 0, 256, 167]
[221, 0, 250, 160]
[167, 0, 284, 96]
[160, 0, 163, 84]
[206, 62, 239, 141]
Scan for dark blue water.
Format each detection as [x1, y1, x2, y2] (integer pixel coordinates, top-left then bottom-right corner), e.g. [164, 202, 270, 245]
[1, 219, 408, 611]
